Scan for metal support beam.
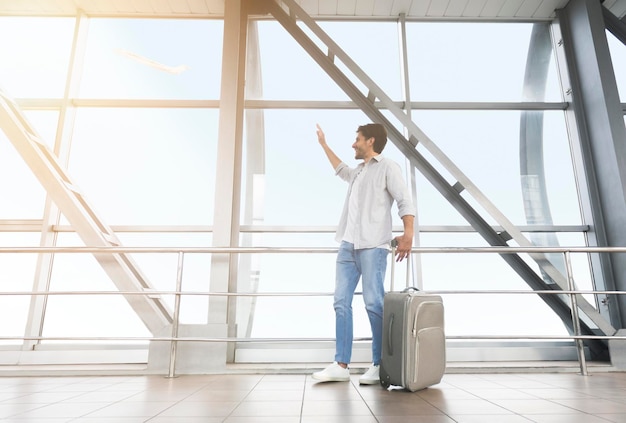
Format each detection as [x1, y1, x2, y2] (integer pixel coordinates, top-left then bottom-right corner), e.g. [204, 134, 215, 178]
[240, 19, 266, 339]
[397, 13, 423, 289]
[558, 0, 626, 330]
[209, 0, 248, 363]
[603, 5, 626, 45]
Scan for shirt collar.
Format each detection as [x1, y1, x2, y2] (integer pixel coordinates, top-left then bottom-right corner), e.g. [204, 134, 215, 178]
[366, 154, 383, 165]
[358, 154, 383, 168]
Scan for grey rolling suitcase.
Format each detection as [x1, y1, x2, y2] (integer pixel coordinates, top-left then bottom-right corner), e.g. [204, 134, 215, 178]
[379, 247, 446, 391]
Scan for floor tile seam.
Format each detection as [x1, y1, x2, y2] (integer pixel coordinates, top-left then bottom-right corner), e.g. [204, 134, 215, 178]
[453, 391, 537, 416]
[503, 387, 569, 401]
[0, 398, 72, 420]
[445, 377, 588, 392]
[581, 387, 626, 396]
[477, 378, 545, 391]
[493, 395, 623, 419]
[73, 375, 206, 420]
[66, 376, 185, 409]
[517, 373, 611, 390]
[217, 375, 269, 422]
[255, 375, 308, 392]
[408, 387, 456, 418]
[563, 386, 626, 395]
[136, 400, 220, 422]
[603, 396, 626, 407]
[43, 376, 121, 393]
[8, 397, 114, 421]
[73, 381, 150, 403]
[141, 375, 263, 421]
[273, 374, 308, 421]
[570, 392, 626, 402]
[300, 375, 310, 423]
[441, 379, 516, 391]
[547, 396, 626, 414]
[0, 382, 68, 395]
[24, 382, 103, 396]
[349, 378, 381, 420]
[133, 378, 224, 420]
[0, 391, 64, 404]
[297, 377, 381, 418]
[516, 386, 597, 395]
[435, 385, 482, 401]
[523, 408, 626, 422]
[588, 413, 626, 423]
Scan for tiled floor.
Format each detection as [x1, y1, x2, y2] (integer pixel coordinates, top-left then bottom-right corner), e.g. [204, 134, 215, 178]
[0, 370, 626, 422]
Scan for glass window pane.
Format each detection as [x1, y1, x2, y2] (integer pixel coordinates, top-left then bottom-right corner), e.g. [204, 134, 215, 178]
[116, 233, 213, 325]
[420, 232, 591, 337]
[256, 21, 349, 100]
[43, 235, 152, 344]
[68, 108, 218, 225]
[319, 21, 402, 100]
[0, 17, 74, 98]
[256, 20, 401, 100]
[0, 234, 40, 346]
[0, 110, 56, 219]
[407, 23, 562, 102]
[42, 232, 214, 343]
[607, 31, 626, 101]
[44, 232, 213, 342]
[80, 19, 223, 99]
[412, 110, 580, 226]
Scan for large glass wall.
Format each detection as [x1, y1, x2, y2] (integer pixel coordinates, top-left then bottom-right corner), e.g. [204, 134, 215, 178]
[0, 10, 601, 363]
[246, 20, 584, 344]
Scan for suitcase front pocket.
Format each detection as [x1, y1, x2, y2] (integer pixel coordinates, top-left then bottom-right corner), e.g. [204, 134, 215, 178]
[407, 301, 446, 391]
[410, 326, 446, 390]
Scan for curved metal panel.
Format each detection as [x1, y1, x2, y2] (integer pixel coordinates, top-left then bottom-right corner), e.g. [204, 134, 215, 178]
[520, 23, 567, 283]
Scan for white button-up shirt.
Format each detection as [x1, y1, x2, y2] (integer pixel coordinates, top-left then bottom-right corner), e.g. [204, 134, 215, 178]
[334, 155, 416, 249]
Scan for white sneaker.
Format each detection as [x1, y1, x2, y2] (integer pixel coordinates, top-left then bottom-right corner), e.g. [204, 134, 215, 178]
[312, 362, 350, 382]
[359, 363, 380, 385]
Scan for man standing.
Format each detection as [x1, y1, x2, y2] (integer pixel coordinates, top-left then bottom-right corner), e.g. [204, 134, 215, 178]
[312, 123, 415, 385]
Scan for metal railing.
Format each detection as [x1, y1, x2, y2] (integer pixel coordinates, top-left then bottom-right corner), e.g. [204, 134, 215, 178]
[1, 245, 626, 377]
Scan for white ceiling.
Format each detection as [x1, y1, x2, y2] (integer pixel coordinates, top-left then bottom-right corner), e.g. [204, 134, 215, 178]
[0, 0, 625, 20]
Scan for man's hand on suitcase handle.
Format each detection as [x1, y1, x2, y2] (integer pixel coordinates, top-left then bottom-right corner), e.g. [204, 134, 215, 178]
[392, 235, 412, 262]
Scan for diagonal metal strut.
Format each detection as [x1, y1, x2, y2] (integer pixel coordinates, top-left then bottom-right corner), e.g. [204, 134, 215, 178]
[0, 88, 172, 334]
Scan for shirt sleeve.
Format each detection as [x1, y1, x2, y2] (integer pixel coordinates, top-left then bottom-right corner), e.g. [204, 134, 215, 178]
[386, 160, 416, 218]
[334, 161, 355, 183]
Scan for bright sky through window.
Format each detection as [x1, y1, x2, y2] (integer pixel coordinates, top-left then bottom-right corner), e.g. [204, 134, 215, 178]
[0, 14, 617, 346]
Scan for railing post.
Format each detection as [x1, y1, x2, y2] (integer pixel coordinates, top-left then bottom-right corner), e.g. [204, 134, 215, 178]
[564, 251, 588, 376]
[167, 251, 185, 378]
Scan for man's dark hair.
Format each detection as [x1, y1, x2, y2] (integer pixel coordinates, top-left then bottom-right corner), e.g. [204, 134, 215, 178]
[358, 123, 387, 153]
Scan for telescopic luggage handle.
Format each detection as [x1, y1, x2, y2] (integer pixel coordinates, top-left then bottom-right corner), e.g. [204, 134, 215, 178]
[390, 239, 411, 292]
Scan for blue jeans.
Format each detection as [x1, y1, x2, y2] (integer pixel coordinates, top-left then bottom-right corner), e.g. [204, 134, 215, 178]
[334, 241, 388, 366]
